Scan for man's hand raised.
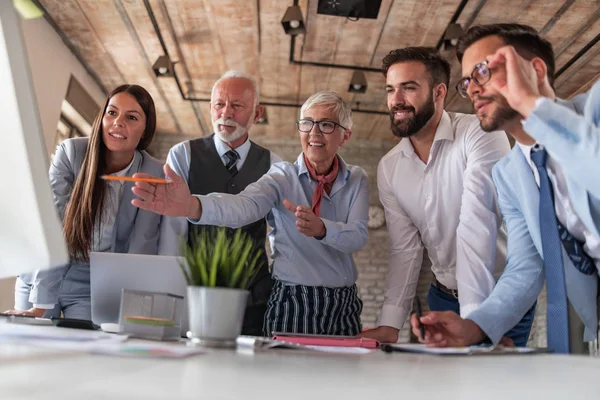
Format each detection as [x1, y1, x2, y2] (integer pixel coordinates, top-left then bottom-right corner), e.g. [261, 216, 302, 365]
[131, 164, 202, 220]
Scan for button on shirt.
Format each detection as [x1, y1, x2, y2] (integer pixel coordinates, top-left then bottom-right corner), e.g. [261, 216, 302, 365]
[518, 142, 600, 263]
[191, 153, 369, 287]
[377, 111, 510, 329]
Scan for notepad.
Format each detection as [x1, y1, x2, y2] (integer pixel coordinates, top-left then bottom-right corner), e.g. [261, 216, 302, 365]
[236, 336, 375, 354]
[381, 343, 550, 355]
[272, 332, 379, 349]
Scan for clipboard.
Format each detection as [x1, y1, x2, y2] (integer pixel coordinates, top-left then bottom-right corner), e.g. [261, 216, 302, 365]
[381, 343, 551, 355]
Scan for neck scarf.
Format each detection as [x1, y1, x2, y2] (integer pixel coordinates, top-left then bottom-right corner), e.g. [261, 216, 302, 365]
[303, 154, 339, 217]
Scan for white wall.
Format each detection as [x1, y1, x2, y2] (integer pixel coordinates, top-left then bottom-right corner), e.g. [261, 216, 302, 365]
[0, 16, 106, 312]
[22, 16, 105, 156]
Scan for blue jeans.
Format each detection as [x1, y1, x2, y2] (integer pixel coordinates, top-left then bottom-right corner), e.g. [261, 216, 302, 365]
[427, 284, 536, 346]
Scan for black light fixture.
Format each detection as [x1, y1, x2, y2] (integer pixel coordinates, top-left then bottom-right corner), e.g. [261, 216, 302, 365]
[152, 55, 174, 77]
[281, 5, 306, 35]
[443, 23, 465, 50]
[348, 70, 367, 93]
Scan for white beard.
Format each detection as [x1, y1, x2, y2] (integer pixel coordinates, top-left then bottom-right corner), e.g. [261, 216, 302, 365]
[212, 118, 251, 143]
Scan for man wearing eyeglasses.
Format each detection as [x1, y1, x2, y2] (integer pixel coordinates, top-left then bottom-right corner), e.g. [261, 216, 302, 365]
[165, 70, 282, 336]
[410, 24, 599, 354]
[361, 47, 536, 346]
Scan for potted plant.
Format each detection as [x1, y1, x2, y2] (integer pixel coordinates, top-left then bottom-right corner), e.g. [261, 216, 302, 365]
[180, 227, 264, 347]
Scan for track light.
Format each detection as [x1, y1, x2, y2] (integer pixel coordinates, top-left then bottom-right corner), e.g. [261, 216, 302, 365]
[348, 71, 367, 93]
[281, 6, 306, 35]
[443, 23, 465, 50]
[152, 55, 174, 77]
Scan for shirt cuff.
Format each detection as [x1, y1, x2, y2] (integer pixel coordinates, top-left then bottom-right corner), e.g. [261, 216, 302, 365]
[466, 313, 502, 344]
[187, 196, 215, 225]
[459, 303, 480, 319]
[378, 304, 408, 330]
[521, 97, 552, 134]
[33, 303, 55, 310]
[319, 218, 340, 246]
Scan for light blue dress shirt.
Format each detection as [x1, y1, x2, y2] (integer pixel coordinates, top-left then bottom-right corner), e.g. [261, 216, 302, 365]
[467, 83, 600, 344]
[191, 153, 369, 288]
[167, 134, 282, 182]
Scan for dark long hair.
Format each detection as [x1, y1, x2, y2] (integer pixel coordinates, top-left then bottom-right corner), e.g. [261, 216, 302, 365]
[62, 84, 156, 261]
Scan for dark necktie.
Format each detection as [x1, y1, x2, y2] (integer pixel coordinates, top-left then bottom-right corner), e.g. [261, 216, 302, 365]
[224, 149, 239, 176]
[531, 148, 596, 275]
[531, 146, 569, 353]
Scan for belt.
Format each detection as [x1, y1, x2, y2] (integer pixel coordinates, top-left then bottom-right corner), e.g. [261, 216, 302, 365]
[435, 279, 459, 299]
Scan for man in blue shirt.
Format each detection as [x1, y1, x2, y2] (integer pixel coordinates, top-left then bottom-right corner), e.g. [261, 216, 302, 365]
[409, 24, 600, 354]
[132, 91, 369, 336]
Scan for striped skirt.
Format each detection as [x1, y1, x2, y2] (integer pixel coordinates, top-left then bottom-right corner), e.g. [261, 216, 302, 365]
[263, 280, 363, 337]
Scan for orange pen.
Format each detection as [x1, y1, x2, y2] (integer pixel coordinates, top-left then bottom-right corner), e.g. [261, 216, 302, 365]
[100, 175, 168, 184]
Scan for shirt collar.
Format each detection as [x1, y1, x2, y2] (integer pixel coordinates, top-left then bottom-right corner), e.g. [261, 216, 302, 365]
[296, 152, 350, 181]
[212, 133, 251, 161]
[108, 156, 135, 185]
[518, 141, 548, 166]
[398, 111, 454, 157]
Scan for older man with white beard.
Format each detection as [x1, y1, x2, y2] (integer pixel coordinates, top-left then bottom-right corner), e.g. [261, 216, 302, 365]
[167, 70, 282, 336]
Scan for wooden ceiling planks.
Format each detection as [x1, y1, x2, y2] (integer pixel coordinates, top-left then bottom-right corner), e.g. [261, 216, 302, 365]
[555, 40, 600, 98]
[257, 0, 306, 139]
[37, 0, 598, 141]
[38, 0, 125, 93]
[118, 0, 204, 135]
[159, 0, 226, 94]
[61, 0, 179, 133]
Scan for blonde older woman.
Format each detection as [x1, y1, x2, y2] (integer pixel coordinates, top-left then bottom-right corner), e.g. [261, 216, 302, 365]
[132, 91, 369, 336]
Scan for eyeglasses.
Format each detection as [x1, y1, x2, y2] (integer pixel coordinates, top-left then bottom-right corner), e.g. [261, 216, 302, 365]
[456, 60, 491, 99]
[296, 119, 347, 134]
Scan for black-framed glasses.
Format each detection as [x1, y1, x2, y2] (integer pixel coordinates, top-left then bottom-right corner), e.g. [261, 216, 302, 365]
[456, 60, 491, 99]
[296, 119, 347, 134]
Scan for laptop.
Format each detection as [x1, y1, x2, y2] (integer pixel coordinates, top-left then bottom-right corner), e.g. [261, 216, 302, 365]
[90, 252, 188, 335]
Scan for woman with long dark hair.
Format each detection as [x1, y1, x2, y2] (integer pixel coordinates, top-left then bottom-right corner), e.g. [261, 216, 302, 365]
[8, 84, 181, 319]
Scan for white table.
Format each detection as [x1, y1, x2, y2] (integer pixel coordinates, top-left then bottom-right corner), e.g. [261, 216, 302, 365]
[0, 341, 599, 399]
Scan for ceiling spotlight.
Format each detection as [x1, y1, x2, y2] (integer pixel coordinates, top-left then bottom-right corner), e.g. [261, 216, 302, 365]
[348, 70, 367, 93]
[152, 55, 174, 77]
[443, 23, 465, 50]
[281, 6, 306, 35]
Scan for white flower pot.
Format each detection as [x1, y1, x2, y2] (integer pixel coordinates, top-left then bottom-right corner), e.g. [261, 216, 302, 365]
[186, 286, 249, 347]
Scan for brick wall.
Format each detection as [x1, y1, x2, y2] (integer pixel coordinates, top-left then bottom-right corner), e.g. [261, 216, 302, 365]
[149, 132, 547, 346]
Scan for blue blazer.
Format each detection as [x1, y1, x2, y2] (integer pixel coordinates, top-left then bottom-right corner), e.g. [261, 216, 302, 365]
[24, 137, 183, 305]
[468, 81, 600, 344]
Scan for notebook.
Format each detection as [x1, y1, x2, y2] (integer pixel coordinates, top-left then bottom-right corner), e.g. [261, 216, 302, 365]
[272, 332, 379, 349]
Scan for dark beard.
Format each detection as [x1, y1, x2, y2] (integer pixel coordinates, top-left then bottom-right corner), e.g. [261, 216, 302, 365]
[389, 94, 436, 138]
[477, 96, 519, 132]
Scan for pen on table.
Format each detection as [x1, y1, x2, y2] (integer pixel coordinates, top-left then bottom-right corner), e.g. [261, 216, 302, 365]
[100, 175, 168, 184]
[415, 296, 425, 341]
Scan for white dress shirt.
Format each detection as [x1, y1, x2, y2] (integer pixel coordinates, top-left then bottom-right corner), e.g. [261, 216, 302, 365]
[377, 111, 510, 330]
[518, 142, 600, 262]
[35, 158, 133, 309]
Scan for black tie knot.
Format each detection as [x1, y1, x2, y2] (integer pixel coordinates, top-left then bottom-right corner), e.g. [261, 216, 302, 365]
[224, 150, 240, 175]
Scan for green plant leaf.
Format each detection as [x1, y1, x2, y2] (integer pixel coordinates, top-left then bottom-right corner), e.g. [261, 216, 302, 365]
[182, 226, 263, 289]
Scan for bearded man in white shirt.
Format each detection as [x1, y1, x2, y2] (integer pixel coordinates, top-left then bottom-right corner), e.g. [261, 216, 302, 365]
[362, 47, 535, 345]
